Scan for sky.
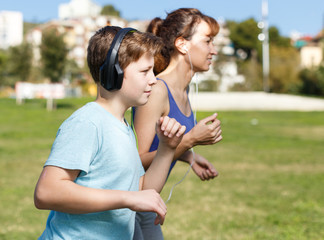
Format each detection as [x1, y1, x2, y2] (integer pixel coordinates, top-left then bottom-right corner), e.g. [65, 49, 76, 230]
[1, 0, 323, 37]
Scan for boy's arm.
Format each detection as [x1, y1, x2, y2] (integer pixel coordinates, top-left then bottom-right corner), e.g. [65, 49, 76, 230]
[141, 116, 186, 192]
[34, 165, 166, 224]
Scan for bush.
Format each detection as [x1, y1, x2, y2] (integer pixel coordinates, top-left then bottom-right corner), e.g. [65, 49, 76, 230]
[299, 66, 324, 96]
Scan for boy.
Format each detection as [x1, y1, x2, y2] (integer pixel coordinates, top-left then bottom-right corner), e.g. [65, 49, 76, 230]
[34, 26, 186, 239]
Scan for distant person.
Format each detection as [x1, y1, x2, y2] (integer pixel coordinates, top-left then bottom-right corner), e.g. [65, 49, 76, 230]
[34, 26, 186, 240]
[132, 8, 223, 240]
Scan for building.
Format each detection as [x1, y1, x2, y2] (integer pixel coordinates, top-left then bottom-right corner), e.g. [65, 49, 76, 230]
[0, 11, 23, 49]
[300, 45, 323, 68]
[26, 27, 42, 65]
[27, 15, 128, 68]
[59, 0, 102, 19]
[293, 31, 324, 68]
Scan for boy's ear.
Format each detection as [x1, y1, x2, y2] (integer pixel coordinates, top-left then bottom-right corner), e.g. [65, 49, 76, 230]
[175, 37, 187, 55]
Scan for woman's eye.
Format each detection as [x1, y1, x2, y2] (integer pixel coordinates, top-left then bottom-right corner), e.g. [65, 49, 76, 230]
[206, 38, 214, 44]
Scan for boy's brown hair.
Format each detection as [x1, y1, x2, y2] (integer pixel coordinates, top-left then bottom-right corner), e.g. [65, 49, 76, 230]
[87, 26, 163, 83]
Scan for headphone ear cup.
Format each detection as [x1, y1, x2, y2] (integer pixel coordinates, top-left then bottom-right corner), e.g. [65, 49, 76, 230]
[114, 63, 124, 90]
[99, 62, 108, 88]
[100, 27, 136, 91]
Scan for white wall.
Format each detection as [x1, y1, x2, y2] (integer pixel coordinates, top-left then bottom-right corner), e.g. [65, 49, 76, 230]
[300, 46, 323, 68]
[0, 11, 23, 49]
[59, 0, 101, 19]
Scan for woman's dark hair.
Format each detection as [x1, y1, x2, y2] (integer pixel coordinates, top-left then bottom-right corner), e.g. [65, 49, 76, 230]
[147, 8, 219, 74]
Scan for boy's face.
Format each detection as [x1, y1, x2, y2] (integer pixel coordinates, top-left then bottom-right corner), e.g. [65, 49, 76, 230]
[120, 53, 157, 107]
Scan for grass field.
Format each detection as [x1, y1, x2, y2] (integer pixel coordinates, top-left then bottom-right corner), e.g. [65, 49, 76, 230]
[0, 97, 323, 240]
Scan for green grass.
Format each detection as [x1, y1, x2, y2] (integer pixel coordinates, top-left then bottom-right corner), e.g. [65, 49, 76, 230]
[0, 98, 323, 239]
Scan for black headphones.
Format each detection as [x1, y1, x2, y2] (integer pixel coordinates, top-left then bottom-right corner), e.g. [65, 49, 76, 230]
[99, 27, 136, 91]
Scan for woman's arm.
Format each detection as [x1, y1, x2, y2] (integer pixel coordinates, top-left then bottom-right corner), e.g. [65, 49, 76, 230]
[135, 108, 222, 170]
[134, 81, 169, 170]
[134, 80, 222, 171]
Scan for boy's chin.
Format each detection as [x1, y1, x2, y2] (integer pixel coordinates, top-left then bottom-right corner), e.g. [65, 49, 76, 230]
[134, 99, 149, 107]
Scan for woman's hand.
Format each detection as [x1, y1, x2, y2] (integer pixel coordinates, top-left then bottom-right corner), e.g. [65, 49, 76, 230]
[191, 153, 218, 181]
[188, 113, 222, 146]
[179, 151, 218, 181]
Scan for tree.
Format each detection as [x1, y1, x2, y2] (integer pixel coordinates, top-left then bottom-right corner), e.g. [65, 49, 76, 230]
[269, 46, 300, 93]
[101, 5, 120, 17]
[299, 66, 324, 96]
[40, 28, 68, 83]
[0, 42, 33, 87]
[269, 27, 291, 47]
[232, 51, 263, 91]
[8, 42, 33, 82]
[0, 50, 9, 86]
[227, 18, 304, 93]
[227, 18, 262, 60]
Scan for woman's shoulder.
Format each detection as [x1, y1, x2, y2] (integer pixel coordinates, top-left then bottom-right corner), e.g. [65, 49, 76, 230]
[138, 79, 169, 115]
[151, 79, 168, 98]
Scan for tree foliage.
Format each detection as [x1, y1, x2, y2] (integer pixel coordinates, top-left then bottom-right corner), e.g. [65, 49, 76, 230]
[232, 51, 263, 91]
[0, 42, 33, 87]
[226, 18, 310, 94]
[40, 29, 68, 83]
[101, 5, 120, 17]
[8, 42, 33, 82]
[0, 50, 9, 86]
[269, 27, 291, 47]
[299, 66, 324, 96]
[269, 45, 301, 93]
[227, 18, 262, 59]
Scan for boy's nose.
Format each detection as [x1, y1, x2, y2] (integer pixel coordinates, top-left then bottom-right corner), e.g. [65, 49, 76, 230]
[148, 72, 157, 85]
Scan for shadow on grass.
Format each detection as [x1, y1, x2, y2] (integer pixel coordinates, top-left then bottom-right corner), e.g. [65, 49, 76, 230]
[56, 103, 75, 109]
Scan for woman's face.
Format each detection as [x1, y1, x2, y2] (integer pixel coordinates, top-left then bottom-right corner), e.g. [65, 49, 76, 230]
[186, 21, 217, 72]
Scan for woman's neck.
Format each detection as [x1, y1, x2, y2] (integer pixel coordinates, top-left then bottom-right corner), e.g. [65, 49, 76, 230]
[157, 56, 193, 92]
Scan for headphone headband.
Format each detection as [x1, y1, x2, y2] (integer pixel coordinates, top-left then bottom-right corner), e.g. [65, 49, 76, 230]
[100, 27, 136, 91]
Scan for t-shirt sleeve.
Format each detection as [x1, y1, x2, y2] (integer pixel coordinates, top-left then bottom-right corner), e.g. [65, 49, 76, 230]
[45, 118, 98, 174]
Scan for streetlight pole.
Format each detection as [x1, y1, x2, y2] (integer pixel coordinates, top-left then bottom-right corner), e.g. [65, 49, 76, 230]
[261, 0, 270, 92]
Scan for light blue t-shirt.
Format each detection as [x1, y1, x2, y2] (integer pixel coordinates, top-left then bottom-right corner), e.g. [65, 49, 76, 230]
[39, 102, 145, 240]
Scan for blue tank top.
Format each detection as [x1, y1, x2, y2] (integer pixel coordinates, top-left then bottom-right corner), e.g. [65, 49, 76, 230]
[139, 79, 196, 172]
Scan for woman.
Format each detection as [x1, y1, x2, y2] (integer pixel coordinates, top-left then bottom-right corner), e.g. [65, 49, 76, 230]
[132, 8, 223, 240]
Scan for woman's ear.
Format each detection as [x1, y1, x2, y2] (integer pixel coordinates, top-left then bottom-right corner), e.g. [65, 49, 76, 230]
[175, 37, 188, 55]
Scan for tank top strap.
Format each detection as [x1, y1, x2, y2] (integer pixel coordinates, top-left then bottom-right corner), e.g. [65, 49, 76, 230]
[157, 78, 173, 99]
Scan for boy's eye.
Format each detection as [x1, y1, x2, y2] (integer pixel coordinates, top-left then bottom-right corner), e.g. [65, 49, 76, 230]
[141, 67, 152, 74]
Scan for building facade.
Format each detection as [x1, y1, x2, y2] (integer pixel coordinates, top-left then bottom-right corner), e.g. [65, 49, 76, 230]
[59, 0, 102, 19]
[0, 11, 23, 49]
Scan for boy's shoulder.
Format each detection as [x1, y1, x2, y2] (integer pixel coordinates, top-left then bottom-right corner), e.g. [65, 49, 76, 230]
[62, 102, 128, 132]
[67, 102, 99, 122]
[60, 102, 106, 130]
